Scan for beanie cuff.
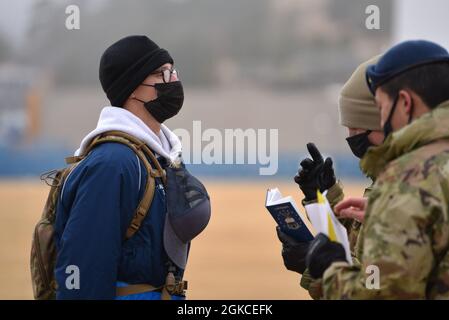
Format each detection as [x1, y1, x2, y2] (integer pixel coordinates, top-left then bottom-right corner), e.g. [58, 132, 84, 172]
[339, 96, 381, 131]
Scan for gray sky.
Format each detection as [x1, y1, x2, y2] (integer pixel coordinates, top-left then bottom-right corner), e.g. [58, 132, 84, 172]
[0, 0, 33, 48]
[394, 0, 449, 50]
[0, 0, 107, 49]
[1, 0, 449, 51]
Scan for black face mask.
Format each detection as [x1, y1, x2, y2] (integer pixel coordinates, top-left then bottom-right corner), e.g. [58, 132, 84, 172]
[382, 94, 414, 142]
[383, 95, 399, 141]
[346, 130, 373, 159]
[134, 81, 184, 123]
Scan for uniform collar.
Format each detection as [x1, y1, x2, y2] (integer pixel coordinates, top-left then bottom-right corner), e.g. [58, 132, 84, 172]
[360, 100, 449, 178]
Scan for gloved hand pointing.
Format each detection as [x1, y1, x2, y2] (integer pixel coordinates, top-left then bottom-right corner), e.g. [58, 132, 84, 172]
[294, 143, 336, 201]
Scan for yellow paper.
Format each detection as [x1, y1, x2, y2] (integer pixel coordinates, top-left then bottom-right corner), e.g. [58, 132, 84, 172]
[327, 212, 337, 241]
[317, 190, 325, 204]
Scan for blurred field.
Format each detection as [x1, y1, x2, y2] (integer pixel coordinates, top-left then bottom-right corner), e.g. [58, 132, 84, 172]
[0, 179, 365, 300]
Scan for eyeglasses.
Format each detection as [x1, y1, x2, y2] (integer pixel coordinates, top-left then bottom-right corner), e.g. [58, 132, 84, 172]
[149, 67, 178, 83]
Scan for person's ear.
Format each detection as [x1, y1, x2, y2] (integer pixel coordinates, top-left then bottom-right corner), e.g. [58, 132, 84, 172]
[398, 89, 413, 115]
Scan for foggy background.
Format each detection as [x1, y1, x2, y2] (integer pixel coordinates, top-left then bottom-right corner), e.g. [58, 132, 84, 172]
[0, 0, 446, 179]
[1, 0, 449, 301]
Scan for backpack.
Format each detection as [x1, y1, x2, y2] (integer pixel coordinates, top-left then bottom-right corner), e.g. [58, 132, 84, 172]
[30, 131, 166, 300]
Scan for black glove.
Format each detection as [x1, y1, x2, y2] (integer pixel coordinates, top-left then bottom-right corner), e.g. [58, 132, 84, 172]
[276, 227, 310, 274]
[294, 143, 336, 201]
[305, 233, 347, 279]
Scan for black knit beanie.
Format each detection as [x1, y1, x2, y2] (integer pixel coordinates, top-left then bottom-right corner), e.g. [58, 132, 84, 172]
[99, 35, 174, 107]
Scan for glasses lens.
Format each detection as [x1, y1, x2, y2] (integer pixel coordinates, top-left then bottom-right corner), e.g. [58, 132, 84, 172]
[162, 69, 171, 83]
[162, 68, 178, 83]
[162, 69, 169, 83]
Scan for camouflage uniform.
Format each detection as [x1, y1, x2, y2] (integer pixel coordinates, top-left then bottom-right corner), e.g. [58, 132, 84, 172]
[300, 182, 371, 298]
[320, 100, 449, 299]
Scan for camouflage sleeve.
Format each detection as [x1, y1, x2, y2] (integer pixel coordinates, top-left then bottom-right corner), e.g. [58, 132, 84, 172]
[326, 180, 345, 208]
[299, 269, 326, 300]
[321, 183, 437, 299]
[301, 256, 362, 299]
[362, 185, 373, 197]
[299, 270, 314, 293]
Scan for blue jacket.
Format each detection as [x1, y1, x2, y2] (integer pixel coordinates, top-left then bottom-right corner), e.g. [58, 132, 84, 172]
[54, 142, 182, 299]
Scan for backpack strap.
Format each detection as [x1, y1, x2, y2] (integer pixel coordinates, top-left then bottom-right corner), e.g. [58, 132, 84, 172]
[103, 130, 167, 185]
[65, 130, 166, 240]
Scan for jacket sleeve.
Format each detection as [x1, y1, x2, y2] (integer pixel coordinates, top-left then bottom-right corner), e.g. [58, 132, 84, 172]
[321, 181, 439, 299]
[55, 149, 140, 299]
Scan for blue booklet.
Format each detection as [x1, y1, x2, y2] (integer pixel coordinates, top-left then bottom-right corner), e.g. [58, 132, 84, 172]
[265, 188, 315, 242]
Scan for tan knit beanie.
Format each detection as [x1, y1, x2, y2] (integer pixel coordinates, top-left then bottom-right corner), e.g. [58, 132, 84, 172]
[338, 55, 381, 131]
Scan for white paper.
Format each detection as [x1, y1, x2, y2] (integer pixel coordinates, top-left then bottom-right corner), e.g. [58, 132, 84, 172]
[304, 190, 352, 264]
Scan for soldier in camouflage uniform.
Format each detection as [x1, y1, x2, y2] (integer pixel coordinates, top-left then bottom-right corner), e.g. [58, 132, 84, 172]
[305, 40, 449, 299]
[276, 55, 384, 299]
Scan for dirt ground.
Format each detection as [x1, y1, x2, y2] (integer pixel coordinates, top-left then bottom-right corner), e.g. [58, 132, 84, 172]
[0, 179, 365, 300]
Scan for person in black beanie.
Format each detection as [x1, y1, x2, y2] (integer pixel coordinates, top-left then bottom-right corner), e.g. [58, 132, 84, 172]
[52, 35, 210, 300]
[99, 35, 184, 130]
